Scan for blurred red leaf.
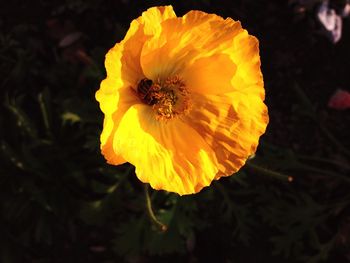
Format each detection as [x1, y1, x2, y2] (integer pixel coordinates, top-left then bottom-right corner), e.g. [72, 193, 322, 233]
[328, 89, 350, 110]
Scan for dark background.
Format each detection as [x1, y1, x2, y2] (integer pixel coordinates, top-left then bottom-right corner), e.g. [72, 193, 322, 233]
[1, 0, 350, 262]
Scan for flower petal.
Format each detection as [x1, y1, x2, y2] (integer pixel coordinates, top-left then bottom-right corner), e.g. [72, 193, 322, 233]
[182, 53, 237, 94]
[139, 6, 176, 36]
[97, 87, 139, 165]
[182, 90, 268, 178]
[96, 36, 141, 119]
[118, 19, 148, 87]
[118, 6, 177, 88]
[230, 33, 263, 90]
[113, 104, 219, 195]
[140, 10, 260, 95]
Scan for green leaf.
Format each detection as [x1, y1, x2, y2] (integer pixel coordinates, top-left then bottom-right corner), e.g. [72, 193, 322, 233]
[61, 112, 81, 125]
[4, 95, 38, 139]
[113, 217, 146, 256]
[38, 87, 53, 137]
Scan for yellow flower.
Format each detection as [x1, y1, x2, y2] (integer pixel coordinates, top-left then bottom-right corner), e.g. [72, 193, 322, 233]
[95, 6, 268, 195]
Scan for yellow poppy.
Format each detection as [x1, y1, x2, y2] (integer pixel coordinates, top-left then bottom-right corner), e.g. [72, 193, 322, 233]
[96, 5, 268, 195]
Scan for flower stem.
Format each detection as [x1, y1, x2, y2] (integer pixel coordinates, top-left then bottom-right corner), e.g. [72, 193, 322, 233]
[144, 184, 167, 232]
[246, 162, 293, 182]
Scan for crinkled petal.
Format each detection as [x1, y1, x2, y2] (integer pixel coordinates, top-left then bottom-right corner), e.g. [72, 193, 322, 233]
[229, 33, 263, 93]
[118, 18, 148, 86]
[95, 31, 144, 157]
[141, 10, 251, 94]
[182, 90, 268, 178]
[97, 87, 139, 165]
[101, 7, 174, 91]
[102, 6, 177, 91]
[113, 104, 219, 195]
[119, 6, 177, 86]
[97, 7, 163, 163]
[139, 6, 176, 36]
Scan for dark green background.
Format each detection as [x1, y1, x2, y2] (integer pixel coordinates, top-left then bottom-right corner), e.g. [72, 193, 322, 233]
[1, 0, 350, 262]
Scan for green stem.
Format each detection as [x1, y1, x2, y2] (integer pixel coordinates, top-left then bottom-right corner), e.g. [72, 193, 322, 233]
[245, 162, 293, 182]
[38, 91, 53, 138]
[144, 184, 167, 231]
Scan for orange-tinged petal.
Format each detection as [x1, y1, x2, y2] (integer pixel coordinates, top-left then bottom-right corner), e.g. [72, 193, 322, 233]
[181, 53, 237, 94]
[102, 7, 173, 90]
[139, 6, 176, 36]
[119, 20, 148, 87]
[140, 10, 243, 93]
[115, 6, 177, 89]
[113, 104, 219, 195]
[230, 33, 263, 91]
[182, 91, 268, 178]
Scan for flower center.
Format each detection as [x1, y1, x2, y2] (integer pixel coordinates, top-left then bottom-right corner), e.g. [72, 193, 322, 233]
[136, 75, 192, 121]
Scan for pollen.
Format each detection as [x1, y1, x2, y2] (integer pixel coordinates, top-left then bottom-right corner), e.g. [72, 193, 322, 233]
[153, 76, 192, 121]
[136, 75, 192, 121]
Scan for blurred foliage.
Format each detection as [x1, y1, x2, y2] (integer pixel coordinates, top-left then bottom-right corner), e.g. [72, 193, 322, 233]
[1, 0, 350, 262]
